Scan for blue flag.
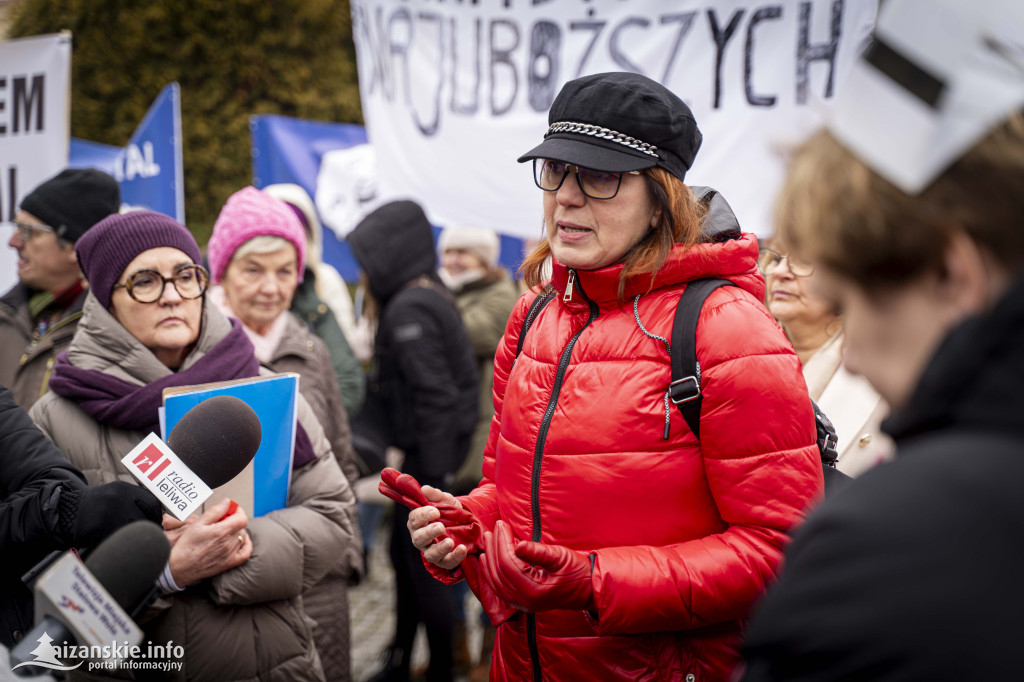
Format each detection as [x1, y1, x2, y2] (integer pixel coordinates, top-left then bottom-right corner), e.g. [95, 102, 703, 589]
[70, 83, 185, 222]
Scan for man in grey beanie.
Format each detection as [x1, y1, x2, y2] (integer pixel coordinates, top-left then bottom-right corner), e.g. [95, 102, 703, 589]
[0, 168, 121, 409]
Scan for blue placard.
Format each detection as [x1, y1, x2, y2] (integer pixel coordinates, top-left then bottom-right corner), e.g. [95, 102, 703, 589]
[162, 374, 298, 517]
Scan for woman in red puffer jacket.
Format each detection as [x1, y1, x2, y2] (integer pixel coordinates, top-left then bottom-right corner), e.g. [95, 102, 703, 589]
[401, 71, 822, 682]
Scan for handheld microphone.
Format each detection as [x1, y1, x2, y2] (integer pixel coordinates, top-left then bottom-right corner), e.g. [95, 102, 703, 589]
[11, 521, 170, 676]
[121, 396, 262, 520]
[166, 395, 263, 488]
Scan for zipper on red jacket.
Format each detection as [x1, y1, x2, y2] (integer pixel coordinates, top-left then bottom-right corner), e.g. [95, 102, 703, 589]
[563, 270, 576, 302]
[527, 268, 598, 682]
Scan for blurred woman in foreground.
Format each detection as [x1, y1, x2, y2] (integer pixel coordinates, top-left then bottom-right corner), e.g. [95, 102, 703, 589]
[741, 2, 1024, 675]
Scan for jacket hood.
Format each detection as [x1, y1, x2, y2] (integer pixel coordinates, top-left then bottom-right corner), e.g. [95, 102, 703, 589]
[262, 183, 324, 266]
[550, 232, 764, 309]
[883, 271, 1024, 442]
[347, 200, 437, 302]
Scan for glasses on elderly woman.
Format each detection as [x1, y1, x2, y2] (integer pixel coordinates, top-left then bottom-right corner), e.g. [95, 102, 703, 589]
[113, 264, 209, 303]
[758, 248, 815, 277]
[533, 159, 641, 200]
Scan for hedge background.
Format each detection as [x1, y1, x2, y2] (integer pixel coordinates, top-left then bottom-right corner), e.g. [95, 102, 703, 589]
[7, 0, 362, 245]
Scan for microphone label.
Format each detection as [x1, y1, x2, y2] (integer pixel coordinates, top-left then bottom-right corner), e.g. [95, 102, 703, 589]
[121, 433, 213, 521]
[34, 553, 143, 649]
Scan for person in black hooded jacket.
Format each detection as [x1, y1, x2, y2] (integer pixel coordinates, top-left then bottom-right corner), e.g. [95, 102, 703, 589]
[738, 6, 1024, 678]
[0, 383, 161, 647]
[348, 200, 478, 682]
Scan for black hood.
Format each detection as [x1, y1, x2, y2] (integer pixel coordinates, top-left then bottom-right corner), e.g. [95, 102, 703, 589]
[691, 186, 741, 242]
[348, 200, 438, 303]
[883, 270, 1024, 442]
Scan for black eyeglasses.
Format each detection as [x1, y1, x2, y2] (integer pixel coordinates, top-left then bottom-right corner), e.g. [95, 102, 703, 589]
[758, 248, 815, 277]
[113, 265, 209, 303]
[532, 159, 640, 200]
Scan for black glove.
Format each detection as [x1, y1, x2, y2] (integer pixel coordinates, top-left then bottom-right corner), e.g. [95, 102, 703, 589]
[58, 482, 163, 548]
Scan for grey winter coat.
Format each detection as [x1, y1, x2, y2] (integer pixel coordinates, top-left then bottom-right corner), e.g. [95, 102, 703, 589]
[30, 294, 356, 682]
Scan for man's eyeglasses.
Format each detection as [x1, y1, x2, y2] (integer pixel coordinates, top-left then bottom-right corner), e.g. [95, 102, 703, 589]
[14, 221, 56, 242]
[533, 159, 640, 200]
[113, 265, 209, 303]
[758, 248, 815, 277]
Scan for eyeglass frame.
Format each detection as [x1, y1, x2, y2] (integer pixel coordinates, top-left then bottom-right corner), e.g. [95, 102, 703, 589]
[112, 264, 210, 303]
[758, 248, 815, 277]
[532, 158, 641, 200]
[13, 220, 58, 242]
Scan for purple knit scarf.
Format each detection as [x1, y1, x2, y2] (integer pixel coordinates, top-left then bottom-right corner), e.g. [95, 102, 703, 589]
[48, 318, 316, 468]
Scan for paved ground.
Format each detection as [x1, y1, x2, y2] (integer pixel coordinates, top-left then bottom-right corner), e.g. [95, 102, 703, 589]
[349, 505, 484, 682]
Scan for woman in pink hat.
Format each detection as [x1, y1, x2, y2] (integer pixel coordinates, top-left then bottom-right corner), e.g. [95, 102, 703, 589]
[207, 186, 362, 682]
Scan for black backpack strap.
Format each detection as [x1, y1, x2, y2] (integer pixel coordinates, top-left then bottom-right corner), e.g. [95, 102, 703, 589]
[515, 288, 556, 360]
[669, 279, 735, 438]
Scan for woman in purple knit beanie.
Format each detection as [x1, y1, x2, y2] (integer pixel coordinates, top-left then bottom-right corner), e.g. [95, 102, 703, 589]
[27, 209, 354, 681]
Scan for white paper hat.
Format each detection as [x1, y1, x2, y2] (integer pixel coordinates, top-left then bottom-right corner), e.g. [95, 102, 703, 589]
[829, 0, 1024, 194]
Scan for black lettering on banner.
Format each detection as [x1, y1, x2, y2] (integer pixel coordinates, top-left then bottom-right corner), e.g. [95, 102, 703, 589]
[3, 166, 15, 221]
[489, 19, 519, 116]
[708, 9, 745, 109]
[528, 20, 560, 112]
[0, 77, 6, 135]
[797, 0, 843, 103]
[569, 20, 606, 77]
[609, 17, 649, 75]
[659, 12, 698, 83]
[745, 6, 783, 106]
[449, 17, 481, 115]
[389, 8, 413, 107]
[863, 37, 945, 108]
[357, 4, 389, 98]
[414, 12, 444, 136]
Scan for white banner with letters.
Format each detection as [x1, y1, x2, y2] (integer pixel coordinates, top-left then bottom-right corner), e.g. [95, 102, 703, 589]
[353, 0, 876, 240]
[0, 32, 71, 292]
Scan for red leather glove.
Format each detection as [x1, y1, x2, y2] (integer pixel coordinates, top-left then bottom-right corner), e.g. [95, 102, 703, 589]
[481, 520, 595, 613]
[379, 468, 484, 552]
[379, 468, 517, 625]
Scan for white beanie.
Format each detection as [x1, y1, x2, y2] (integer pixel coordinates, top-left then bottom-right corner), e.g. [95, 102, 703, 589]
[437, 225, 500, 269]
[262, 182, 323, 263]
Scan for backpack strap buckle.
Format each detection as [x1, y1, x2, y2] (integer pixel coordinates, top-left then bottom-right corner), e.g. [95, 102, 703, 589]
[669, 376, 701, 404]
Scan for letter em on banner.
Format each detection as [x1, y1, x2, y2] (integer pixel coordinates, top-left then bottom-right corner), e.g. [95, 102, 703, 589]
[0, 32, 71, 293]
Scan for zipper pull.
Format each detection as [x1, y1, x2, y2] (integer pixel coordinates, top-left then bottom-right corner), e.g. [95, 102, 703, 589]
[563, 270, 576, 302]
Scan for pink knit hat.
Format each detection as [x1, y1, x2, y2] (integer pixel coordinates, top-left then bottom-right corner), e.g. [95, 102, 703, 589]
[207, 186, 307, 284]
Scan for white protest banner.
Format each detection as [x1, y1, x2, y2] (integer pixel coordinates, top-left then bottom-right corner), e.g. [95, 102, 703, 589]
[0, 32, 72, 292]
[352, 0, 876, 240]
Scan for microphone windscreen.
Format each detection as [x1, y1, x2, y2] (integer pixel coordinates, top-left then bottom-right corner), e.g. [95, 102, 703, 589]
[84, 520, 170, 609]
[166, 395, 262, 488]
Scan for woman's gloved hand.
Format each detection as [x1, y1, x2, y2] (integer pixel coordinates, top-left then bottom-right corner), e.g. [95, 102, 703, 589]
[384, 467, 518, 625]
[482, 519, 595, 613]
[381, 467, 484, 552]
